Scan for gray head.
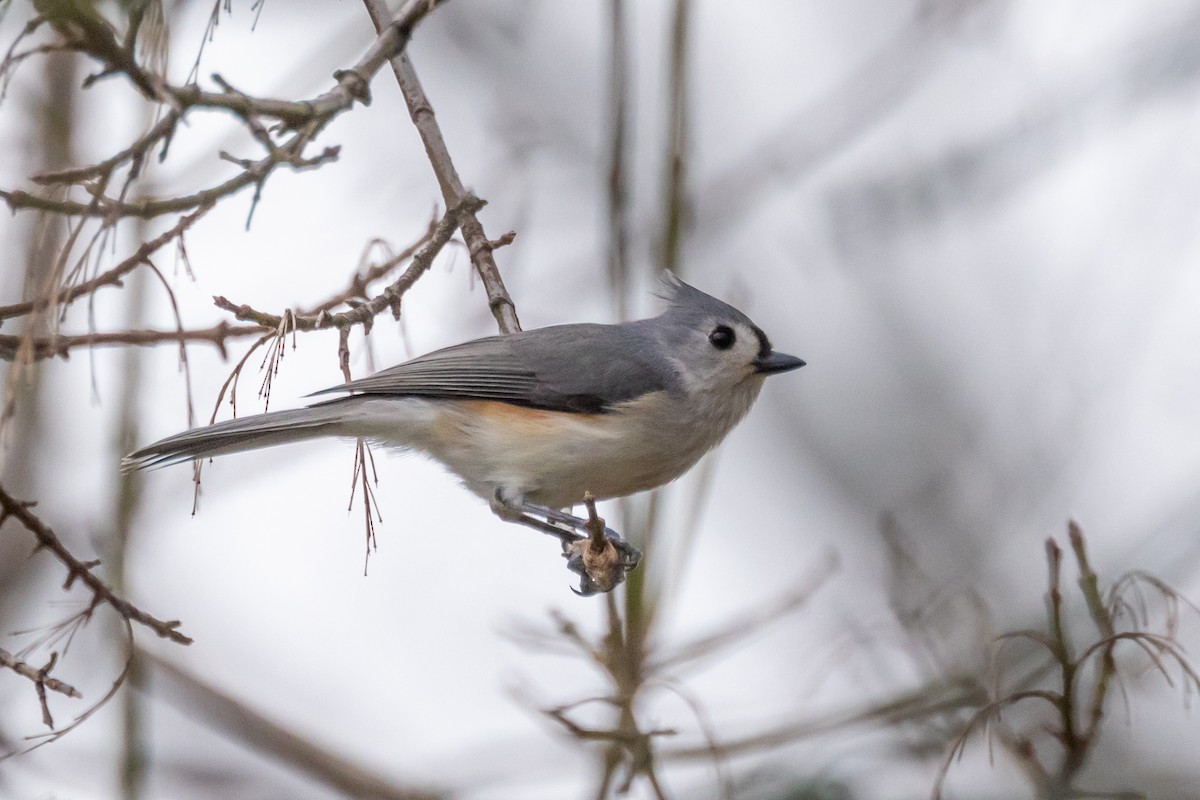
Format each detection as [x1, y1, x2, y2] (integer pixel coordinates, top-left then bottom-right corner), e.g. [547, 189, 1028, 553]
[647, 273, 805, 394]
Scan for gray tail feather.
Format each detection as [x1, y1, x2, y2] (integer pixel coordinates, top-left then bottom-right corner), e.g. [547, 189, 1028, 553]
[122, 405, 348, 471]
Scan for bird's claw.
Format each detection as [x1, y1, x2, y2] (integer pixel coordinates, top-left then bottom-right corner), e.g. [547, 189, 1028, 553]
[561, 528, 641, 596]
[493, 491, 641, 595]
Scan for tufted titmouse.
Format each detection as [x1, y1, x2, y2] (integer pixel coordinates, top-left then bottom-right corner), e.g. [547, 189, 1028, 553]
[125, 274, 804, 592]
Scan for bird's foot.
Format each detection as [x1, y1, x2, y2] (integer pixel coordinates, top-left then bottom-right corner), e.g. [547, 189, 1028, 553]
[491, 489, 641, 595]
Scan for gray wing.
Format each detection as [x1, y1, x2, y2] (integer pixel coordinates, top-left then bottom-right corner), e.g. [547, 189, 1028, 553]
[310, 322, 677, 413]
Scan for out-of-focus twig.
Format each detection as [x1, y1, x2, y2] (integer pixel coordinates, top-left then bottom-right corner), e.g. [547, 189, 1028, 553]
[655, 553, 836, 672]
[605, 0, 631, 319]
[139, 648, 446, 800]
[526, 562, 835, 796]
[8, 620, 137, 757]
[666, 674, 986, 762]
[660, 0, 691, 275]
[0, 647, 81, 729]
[933, 524, 1200, 799]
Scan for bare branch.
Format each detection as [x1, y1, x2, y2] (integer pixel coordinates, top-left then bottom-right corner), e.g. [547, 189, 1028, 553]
[31, 0, 440, 120]
[1, 136, 335, 219]
[0, 647, 82, 729]
[0, 648, 80, 700]
[362, 0, 521, 334]
[0, 484, 192, 645]
[3, 0, 447, 221]
[141, 649, 446, 800]
[934, 525, 1200, 797]
[31, 110, 180, 186]
[0, 202, 213, 323]
[213, 194, 481, 332]
[0, 321, 264, 361]
[307, 213, 440, 317]
[6, 621, 138, 759]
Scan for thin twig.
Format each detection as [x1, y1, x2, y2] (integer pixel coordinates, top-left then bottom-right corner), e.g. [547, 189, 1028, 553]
[0, 484, 192, 645]
[1, 137, 336, 219]
[6, 620, 138, 759]
[32, 110, 180, 186]
[934, 526, 1200, 797]
[308, 214, 440, 317]
[0, 321, 264, 361]
[0, 647, 82, 730]
[0, 203, 214, 323]
[213, 195, 480, 332]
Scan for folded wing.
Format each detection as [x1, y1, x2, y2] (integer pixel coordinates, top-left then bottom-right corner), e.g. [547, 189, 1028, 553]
[310, 322, 676, 414]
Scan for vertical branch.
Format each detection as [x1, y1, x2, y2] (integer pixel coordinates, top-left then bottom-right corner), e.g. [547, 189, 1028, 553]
[113, 209, 152, 800]
[1068, 523, 1117, 778]
[0, 44, 81, 694]
[622, 490, 663, 638]
[1044, 538, 1078, 759]
[0, 48, 78, 481]
[360, 0, 522, 334]
[1070, 523, 1114, 638]
[660, 0, 691, 274]
[585, 6, 696, 790]
[606, 0, 632, 319]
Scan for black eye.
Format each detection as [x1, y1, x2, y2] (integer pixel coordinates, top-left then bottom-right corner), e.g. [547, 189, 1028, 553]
[708, 325, 736, 350]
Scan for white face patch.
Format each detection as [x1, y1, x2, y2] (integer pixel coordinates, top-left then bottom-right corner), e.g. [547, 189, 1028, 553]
[670, 318, 765, 395]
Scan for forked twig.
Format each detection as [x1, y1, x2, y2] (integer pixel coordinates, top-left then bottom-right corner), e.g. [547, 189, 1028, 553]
[0, 485, 191, 645]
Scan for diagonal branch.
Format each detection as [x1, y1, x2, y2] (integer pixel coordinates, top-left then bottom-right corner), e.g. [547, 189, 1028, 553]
[0, 484, 192, 645]
[0, 202, 213, 322]
[362, 0, 522, 335]
[213, 194, 482, 333]
[141, 649, 446, 800]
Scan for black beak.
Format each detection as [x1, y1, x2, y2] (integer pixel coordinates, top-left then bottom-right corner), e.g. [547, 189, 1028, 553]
[754, 351, 806, 375]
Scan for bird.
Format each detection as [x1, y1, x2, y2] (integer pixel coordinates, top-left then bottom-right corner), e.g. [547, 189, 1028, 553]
[125, 274, 805, 593]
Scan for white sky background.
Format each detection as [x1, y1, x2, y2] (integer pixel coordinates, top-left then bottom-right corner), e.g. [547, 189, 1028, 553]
[2, 0, 1200, 798]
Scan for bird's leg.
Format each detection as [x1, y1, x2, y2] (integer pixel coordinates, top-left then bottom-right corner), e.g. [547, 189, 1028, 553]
[506, 497, 641, 568]
[498, 506, 580, 546]
[489, 489, 641, 595]
[495, 493, 637, 555]
[489, 488, 581, 545]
